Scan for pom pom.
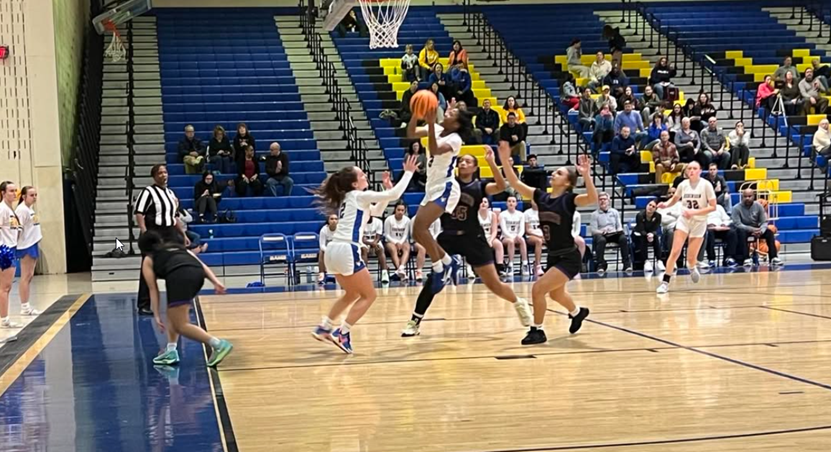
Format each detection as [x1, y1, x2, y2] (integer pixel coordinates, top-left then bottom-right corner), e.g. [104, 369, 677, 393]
[0, 245, 14, 271]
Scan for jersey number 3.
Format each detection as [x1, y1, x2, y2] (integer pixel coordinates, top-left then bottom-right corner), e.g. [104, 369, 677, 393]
[451, 206, 468, 221]
[685, 200, 700, 209]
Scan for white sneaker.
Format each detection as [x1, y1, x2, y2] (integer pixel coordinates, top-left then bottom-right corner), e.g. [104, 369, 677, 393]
[656, 282, 669, 294]
[696, 261, 710, 270]
[415, 270, 424, 282]
[20, 307, 41, 316]
[381, 269, 390, 284]
[771, 257, 783, 266]
[644, 261, 654, 273]
[535, 265, 544, 277]
[465, 264, 474, 279]
[624, 266, 634, 274]
[397, 268, 407, 280]
[401, 320, 420, 337]
[1, 319, 22, 328]
[514, 297, 533, 327]
[743, 258, 753, 267]
[690, 266, 700, 284]
[597, 268, 606, 276]
[317, 272, 326, 285]
[521, 264, 530, 276]
[507, 265, 515, 277]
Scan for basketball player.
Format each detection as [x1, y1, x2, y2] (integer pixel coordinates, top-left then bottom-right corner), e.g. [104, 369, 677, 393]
[402, 147, 533, 337]
[497, 146, 596, 345]
[656, 161, 716, 294]
[311, 156, 419, 353]
[407, 98, 474, 294]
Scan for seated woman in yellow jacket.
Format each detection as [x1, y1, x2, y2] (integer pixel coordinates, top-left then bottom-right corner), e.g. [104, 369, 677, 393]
[501, 96, 528, 135]
[418, 39, 439, 81]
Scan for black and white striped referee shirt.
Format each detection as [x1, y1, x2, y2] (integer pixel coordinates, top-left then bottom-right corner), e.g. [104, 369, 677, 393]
[134, 184, 178, 228]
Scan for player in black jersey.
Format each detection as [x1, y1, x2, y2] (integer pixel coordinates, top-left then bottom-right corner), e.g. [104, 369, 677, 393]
[498, 145, 597, 345]
[401, 148, 534, 337]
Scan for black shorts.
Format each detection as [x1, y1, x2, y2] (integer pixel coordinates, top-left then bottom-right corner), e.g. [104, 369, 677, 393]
[546, 247, 582, 280]
[165, 266, 205, 307]
[438, 232, 495, 267]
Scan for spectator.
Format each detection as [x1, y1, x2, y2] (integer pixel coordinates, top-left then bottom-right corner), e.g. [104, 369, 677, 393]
[591, 192, 632, 274]
[384, 201, 411, 280]
[193, 172, 225, 223]
[755, 75, 778, 110]
[704, 204, 739, 268]
[475, 98, 500, 144]
[501, 96, 528, 136]
[207, 125, 233, 174]
[361, 215, 390, 283]
[700, 117, 731, 169]
[478, 198, 506, 277]
[666, 102, 684, 138]
[799, 68, 829, 115]
[614, 100, 647, 148]
[632, 199, 664, 272]
[450, 64, 475, 107]
[427, 63, 450, 100]
[779, 71, 803, 116]
[399, 80, 419, 126]
[640, 85, 663, 123]
[732, 189, 782, 266]
[235, 145, 263, 197]
[810, 58, 830, 93]
[448, 40, 468, 69]
[577, 87, 597, 131]
[603, 62, 629, 98]
[499, 195, 529, 276]
[616, 86, 637, 112]
[412, 217, 441, 282]
[566, 38, 590, 79]
[602, 24, 626, 67]
[524, 201, 545, 277]
[773, 56, 799, 82]
[561, 73, 580, 110]
[233, 123, 256, 169]
[176, 207, 207, 255]
[592, 103, 616, 151]
[589, 51, 612, 92]
[430, 82, 447, 123]
[675, 118, 705, 167]
[521, 154, 548, 192]
[650, 56, 677, 100]
[609, 126, 640, 175]
[178, 124, 205, 174]
[404, 140, 427, 192]
[418, 39, 439, 80]
[595, 85, 618, 112]
[704, 162, 731, 212]
[814, 118, 831, 166]
[401, 44, 419, 82]
[317, 214, 338, 284]
[728, 121, 752, 169]
[336, 10, 367, 37]
[645, 114, 667, 151]
[653, 130, 684, 184]
[689, 92, 716, 133]
[264, 142, 293, 197]
[500, 112, 527, 162]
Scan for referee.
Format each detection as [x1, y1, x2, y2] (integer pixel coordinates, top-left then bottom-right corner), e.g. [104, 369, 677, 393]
[134, 164, 187, 315]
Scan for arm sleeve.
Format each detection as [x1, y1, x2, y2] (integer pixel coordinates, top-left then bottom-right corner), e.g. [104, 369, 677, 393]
[357, 171, 414, 206]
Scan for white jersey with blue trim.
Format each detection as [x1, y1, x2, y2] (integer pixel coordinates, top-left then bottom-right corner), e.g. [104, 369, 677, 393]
[330, 171, 415, 245]
[425, 124, 464, 193]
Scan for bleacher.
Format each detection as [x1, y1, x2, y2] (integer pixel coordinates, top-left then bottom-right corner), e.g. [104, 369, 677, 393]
[156, 10, 328, 270]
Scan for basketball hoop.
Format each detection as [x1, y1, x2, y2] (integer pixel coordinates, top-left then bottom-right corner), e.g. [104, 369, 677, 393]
[358, 0, 410, 49]
[103, 19, 126, 62]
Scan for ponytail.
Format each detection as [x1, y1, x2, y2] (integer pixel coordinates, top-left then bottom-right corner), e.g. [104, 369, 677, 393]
[312, 167, 358, 214]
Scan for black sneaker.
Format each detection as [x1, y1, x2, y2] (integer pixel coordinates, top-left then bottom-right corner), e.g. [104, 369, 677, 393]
[568, 307, 590, 334]
[521, 328, 547, 345]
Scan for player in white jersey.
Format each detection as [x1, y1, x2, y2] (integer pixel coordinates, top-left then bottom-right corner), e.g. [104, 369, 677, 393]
[478, 197, 504, 275]
[384, 201, 412, 280]
[311, 156, 418, 353]
[15, 186, 42, 317]
[499, 195, 529, 276]
[524, 201, 545, 277]
[407, 98, 474, 294]
[0, 181, 23, 328]
[656, 161, 717, 294]
[317, 214, 338, 285]
[360, 216, 388, 283]
[412, 216, 442, 282]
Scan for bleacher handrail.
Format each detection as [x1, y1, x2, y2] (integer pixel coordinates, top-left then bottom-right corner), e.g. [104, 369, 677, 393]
[125, 20, 138, 255]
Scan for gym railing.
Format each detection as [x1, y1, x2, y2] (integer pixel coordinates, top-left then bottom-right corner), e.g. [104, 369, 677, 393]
[125, 21, 138, 255]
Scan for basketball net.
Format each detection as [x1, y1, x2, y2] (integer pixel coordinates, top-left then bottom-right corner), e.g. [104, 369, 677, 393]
[104, 20, 127, 62]
[358, 0, 410, 49]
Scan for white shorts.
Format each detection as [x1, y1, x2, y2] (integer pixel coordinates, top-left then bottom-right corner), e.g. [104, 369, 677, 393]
[323, 241, 366, 276]
[420, 180, 461, 213]
[676, 217, 707, 238]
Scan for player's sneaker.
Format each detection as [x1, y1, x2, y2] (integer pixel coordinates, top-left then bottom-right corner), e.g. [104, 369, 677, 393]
[401, 320, 420, 337]
[20, 306, 40, 316]
[514, 298, 533, 327]
[521, 328, 547, 345]
[397, 268, 407, 280]
[153, 349, 180, 366]
[656, 260, 666, 273]
[696, 261, 710, 270]
[690, 266, 701, 283]
[726, 258, 737, 267]
[312, 325, 332, 342]
[656, 282, 670, 294]
[771, 257, 783, 266]
[317, 272, 326, 285]
[743, 258, 753, 267]
[521, 264, 530, 276]
[415, 270, 424, 282]
[448, 255, 461, 286]
[568, 307, 590, 334]
[206, 340, 233, 367]
[381, 270, 390, 284]
[535, 265, 544, 277]
[644, 260, 654, 273]
[330, 328, 353, 354]
[430, 269, 446, 294]
[0, 319, 21, 329]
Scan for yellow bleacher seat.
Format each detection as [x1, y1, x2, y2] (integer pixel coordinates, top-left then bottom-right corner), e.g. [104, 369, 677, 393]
[640, 150, 653, 163]
[792, 49, 811, 58]
[725, 50, 744, 60]
[478, 165, 524, 179]
[769, 191, 792, 203]
[808, 114, 827, 126]
[756, 179, 780, 191]
[622, 61, 651, 71]
[662, 171, 681, 184]
[555, 53, 644, 68]
[744, 168, 767, 180]
[734, 57, 753, 67]
[746, 64, 778, 76]
[748, 157, 755, 168]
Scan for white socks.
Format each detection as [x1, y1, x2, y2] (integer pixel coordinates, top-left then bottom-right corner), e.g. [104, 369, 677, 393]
[21, 303, 30, 311]
[208, 337, 221, 349]
[340, 322, 352, 335]
[166, 342, 177, 352]
[569, 307, 581, 317]
[322, 316, 334, 330]
[431, 262, 443, 272]
[441, 254, 452, 266]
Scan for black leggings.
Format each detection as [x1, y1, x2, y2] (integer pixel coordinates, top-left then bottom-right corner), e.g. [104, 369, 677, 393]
[195, 195, 218, 218]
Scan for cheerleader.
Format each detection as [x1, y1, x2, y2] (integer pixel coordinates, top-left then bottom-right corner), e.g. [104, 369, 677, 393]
[15, 186, 42, 316]
[0, 181, 22, 328]
[311, 156, 419, 354]
[656, 161, 716, 294]
[497, 147, 597, 345]
[407, 99, 474, 294]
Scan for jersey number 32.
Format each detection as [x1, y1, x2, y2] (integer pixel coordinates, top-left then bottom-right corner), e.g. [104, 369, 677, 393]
[685, 200, 700, 209]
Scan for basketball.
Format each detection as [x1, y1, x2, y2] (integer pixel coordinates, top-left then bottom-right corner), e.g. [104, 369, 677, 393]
[410, 90, 438, 119]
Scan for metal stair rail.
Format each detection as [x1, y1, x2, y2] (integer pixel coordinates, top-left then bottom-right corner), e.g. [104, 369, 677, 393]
[124, 21, 139, 255]
[795, 1, 831, 43]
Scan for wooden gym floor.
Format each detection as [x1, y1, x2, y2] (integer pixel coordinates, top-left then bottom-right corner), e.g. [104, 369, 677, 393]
[199, 268, 831, 452]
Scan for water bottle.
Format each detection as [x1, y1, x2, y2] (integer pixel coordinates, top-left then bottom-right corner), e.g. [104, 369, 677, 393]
[208, 229, 214, 239]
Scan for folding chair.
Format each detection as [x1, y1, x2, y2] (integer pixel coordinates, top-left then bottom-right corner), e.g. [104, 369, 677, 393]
[258, 233, 291, 286]
[291, 233, 321, 285]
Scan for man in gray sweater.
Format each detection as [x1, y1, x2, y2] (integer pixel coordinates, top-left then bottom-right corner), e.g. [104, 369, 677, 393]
[799, 68, 829, 115]
[700, 117, 731, 169]
[591, 192, 632, 274]
[731, 189, 782, 266]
